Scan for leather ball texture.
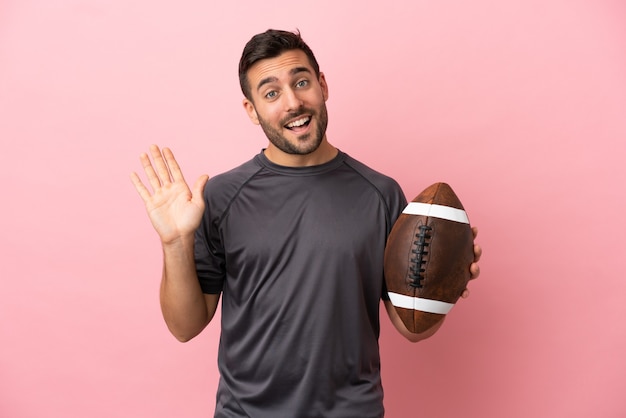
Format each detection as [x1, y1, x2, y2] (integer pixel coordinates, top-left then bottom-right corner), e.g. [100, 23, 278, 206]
[384, 182, 474, 334]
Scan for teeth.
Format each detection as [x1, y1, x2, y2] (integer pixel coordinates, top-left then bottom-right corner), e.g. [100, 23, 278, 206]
[287, 117, 310, 128]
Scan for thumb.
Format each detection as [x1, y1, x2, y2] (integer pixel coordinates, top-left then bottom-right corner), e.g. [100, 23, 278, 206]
[191, 174, 209, 204]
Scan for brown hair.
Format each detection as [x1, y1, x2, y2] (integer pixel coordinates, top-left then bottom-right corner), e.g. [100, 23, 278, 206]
[238, 29, 320, 100]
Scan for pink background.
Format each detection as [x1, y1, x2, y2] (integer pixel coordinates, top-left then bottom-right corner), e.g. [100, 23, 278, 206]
[1, 0, 625, 417]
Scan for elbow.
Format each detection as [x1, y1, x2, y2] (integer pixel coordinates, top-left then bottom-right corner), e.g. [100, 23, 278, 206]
[176, 336, 195, 343]
[173, 332, 196, 343]
[170, 327, 203, 343]
[161, 309, 212, 343]
[166, 322, 205, 343]
[160, 294, 219, 343]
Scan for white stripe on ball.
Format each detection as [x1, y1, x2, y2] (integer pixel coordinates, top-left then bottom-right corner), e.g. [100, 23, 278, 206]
[402, 202, 469, 224]
[387, 292, 455, 314]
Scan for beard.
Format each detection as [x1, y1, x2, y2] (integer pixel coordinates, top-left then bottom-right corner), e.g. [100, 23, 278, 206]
[257, 103, 329, 156]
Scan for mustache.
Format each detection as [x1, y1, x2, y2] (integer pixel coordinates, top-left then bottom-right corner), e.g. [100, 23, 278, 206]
[280, 107, 314, 125]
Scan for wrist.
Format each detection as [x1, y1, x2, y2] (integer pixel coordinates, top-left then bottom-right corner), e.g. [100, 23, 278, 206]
[161, 233, 195, 250]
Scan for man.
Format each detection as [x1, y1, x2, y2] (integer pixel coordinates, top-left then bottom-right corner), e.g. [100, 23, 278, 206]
[131, 29, 481, 418]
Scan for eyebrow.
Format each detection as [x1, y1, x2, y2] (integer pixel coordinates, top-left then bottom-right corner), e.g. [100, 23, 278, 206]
[256, 66, 312, 92]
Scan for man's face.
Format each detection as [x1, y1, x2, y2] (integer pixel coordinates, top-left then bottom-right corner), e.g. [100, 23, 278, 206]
[243, 50, 329, 158]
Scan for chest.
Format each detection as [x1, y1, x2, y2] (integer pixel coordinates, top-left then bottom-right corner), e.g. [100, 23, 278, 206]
[222, 175, 385, 263]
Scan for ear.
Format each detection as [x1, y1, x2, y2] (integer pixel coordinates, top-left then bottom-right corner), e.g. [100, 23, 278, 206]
[319, 72, 329, 101]
[243, 98, 260, 125]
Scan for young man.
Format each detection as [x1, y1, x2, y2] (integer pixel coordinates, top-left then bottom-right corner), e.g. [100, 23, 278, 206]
[131, 29, 481, 418]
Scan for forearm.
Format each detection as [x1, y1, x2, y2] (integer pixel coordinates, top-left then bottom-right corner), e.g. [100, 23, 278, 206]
[159, 234, 212, 342]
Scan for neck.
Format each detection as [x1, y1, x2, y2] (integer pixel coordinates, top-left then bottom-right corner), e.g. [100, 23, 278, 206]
[264, 139, 338, 167]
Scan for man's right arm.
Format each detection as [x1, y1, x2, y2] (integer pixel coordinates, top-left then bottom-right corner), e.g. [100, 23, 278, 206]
[160, 234, 220, 342]
[131, 145, 215, 341]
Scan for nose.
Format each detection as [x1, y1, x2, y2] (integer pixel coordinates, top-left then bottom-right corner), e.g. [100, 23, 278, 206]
[283, 88, 303, 112]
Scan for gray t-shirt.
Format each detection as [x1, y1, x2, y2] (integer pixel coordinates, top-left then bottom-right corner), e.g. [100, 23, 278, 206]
[195, 150, 406, 418]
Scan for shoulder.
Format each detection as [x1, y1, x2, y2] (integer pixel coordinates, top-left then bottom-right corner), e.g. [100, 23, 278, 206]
[341, 153, 404, 196]
[205, 155, 262, 193]
[201, 154, 265, 216]
[340, 152, 407, 221]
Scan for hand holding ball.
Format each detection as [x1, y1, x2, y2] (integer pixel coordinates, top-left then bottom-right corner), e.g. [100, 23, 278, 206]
[384, 183, 474, 334]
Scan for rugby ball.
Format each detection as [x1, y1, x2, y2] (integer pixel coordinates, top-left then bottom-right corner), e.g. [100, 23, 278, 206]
[384, 182, 474, 334]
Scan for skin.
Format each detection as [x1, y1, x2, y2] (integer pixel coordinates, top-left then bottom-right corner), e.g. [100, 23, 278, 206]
[242, 50, 336, 167]
[131, 49, 482, 343]
[131, 145, 216, 341]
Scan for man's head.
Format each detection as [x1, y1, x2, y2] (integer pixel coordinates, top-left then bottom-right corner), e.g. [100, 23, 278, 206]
[239, 29, 333, 166]
[239, 29, 321, 101]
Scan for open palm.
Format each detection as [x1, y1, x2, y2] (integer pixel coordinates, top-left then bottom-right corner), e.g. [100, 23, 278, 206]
[131, 145, 209, 244]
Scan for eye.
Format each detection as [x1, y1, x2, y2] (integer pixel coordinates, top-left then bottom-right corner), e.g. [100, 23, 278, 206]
[295, 79, 309, 88]
[265, 90, 278, 100]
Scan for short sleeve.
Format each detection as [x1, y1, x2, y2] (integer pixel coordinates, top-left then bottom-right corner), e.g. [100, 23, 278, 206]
[194, 196, 226, 294]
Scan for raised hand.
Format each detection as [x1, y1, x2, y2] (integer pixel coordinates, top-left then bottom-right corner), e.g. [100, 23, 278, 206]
[130, 145, 209, 245]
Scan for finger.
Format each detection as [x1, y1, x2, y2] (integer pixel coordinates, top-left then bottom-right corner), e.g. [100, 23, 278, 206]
[140, 152, 162, 192]
[191, 174, 210, 205]
[472, 226, 478, 240]
[470, 262, 480, 279]
[130, 171, 152, 202]
[162, 147, 185, 183]
[461, 289, 470, 299]
[149, 144, 172, 184]
[473, 244, 482, 262]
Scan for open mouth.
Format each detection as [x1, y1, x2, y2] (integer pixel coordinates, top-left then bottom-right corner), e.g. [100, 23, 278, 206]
[285, 116, 311, 131]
